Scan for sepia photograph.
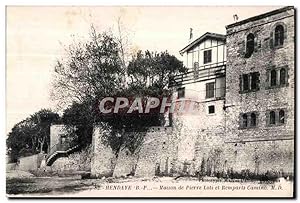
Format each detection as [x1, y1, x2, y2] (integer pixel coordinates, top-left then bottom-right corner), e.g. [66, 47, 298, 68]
[5, 5, 295, 198]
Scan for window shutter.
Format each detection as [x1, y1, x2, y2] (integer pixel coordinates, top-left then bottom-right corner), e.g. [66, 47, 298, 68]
[237, 40, 245, 57]
[257, 72, 260, 90]
[239, 113, 243, 128]
[254, 37, 259, 52]
[239, 75, 242, 93]
[269, 32, 274, 49]
[265, 111, 270, 126]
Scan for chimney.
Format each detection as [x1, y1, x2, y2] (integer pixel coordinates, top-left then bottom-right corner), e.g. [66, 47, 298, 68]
[233, 14, 239, 22]
[189, 28, 193, 42]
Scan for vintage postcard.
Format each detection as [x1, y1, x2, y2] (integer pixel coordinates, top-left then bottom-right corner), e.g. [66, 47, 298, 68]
[6, 6, 295, 198]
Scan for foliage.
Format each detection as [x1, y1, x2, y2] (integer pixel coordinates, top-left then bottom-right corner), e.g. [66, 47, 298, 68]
[6, 109, 60, 162]
[51, 27, 125, 107]
[52, 26, 186, 154]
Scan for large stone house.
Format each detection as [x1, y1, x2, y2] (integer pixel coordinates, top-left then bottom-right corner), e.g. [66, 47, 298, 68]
[224, 6, 294, 174]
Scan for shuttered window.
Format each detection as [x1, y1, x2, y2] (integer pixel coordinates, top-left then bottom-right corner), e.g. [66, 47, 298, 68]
[206, 82, 215, 98]
[203, 50, 212, 64]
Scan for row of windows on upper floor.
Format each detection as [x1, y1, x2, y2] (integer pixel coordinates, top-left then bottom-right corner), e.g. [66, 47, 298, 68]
[244, 24, 286, 58]
[240, 109, 286, 129]
[189, 24, 286, 74]
[177, 81, 225, 100]
[188, 23, 286, 70]
[240, 67, 288, 93]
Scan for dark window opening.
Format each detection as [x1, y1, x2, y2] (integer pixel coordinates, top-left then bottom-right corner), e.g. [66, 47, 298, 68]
[204, 50, 212, 64]
[242, 74, 249, 91]
[270, 70, 277, 87]
[275, 25, 284, 46]
[279, 110, 285, 124]
[242, 114, 248, 128]
[245, 33, 255, 58]
[250, 113, 257, 127]
[206, 82, 215, 98]
[177, 87, 185, 99]
[280, 68, 287, 85]
[251, 72, 259, 90]
[208, 105, 215, 114]
[269, 111, 276, 125]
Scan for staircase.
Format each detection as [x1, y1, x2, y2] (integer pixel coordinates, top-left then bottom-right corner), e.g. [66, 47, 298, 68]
[45, 142, 80, 166]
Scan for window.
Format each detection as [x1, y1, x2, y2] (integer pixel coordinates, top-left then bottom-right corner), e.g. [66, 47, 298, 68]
[241, 112, 258, 128]
[60, 135, 66, 144]
[208, 105, 215, 114]
[241, 72, 260, 93]
[242, 114, 248, 128]
[245, 33, 255, 58]
[274, 25, 284, 46]
[268, 67, 288, 89]
[250, 113, 257, 127]
[280, 68, 286, 85]
[206, 82, 215, 98]
[242, 74, 249, 91]
[203, 50, 212, 64]
[270, 70, 277, 87]
[177, 87, 185, 99]
[279, 110, 285, 124]
[251, 72, 259, 90]
[269, 111, 276, 125]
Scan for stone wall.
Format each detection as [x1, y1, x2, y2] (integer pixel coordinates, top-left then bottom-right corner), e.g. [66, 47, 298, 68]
[50, 147, 91, 172]
[172, 98, 225, 163]
[17, 153, 45, 171]
[91, 125, 117, 177]
[224, 7, 294, 174]
[134, 127, 176, 177]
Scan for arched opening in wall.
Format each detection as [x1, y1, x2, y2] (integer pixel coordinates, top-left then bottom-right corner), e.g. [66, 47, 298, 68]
[275, 25, 284, 46]
[269, 111, 276, 125]
[279, 109, 285, 124]
[280, 68, 287, 85]
[245, 33, 255, 58]
[270, 70, 277, 87]
[250, 113, 256, 127]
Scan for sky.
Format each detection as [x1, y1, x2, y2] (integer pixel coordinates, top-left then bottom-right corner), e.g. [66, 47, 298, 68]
[6, 6, 281, 133]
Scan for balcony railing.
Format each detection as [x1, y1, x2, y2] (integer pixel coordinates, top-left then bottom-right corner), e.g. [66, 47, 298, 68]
[169, 62, 226, 87]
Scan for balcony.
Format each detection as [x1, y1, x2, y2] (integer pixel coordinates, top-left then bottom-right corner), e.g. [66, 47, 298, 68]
[45, 142, 79, 166]
[169, 62, 226, 87]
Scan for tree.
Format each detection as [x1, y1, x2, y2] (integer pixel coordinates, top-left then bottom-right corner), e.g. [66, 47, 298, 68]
[51, 26, 125, 107]
[6, 109, 60, 162]
[52, 26, 186, 156]
[127, 50, 186, 96]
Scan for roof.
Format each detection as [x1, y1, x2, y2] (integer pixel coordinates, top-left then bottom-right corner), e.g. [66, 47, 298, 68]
[179, 32, 226, 55]
[226, 6, 294, 29]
